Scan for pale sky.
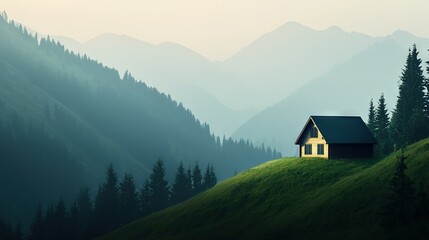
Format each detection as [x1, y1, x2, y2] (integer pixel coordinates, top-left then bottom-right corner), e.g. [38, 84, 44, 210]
[2, 0, 428, 60]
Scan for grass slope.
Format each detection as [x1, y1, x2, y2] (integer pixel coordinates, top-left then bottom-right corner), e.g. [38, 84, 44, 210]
[100, 138, 429, 240]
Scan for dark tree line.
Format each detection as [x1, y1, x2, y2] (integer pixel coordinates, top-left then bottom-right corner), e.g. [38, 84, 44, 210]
[0, 218, 22, 240]
[379, 151, 429, 237]
[24, 161, 217, 239]
[368, 44, 429, 156]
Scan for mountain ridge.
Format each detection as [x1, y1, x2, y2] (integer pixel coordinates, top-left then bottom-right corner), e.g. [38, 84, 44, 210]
[53, 22, 429, 146]
[0, 16, 279, 226]
[232, 38, 407, 155]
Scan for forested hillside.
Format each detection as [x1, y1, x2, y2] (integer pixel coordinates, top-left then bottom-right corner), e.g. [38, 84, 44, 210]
[0, 13, 280, 227]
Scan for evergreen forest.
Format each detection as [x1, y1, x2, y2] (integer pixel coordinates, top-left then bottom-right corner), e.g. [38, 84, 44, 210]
[0, 12, 280, 230]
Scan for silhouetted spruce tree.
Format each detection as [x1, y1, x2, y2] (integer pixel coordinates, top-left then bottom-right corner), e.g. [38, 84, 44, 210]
[53, 198, 68, 240]
[203, 164, 217, 190]
[94, 163, 119, 236]
[171, 162, 188, 204]
[118, 173, 139, 225]
[210, 164, 217, 186]
[139, 179, 151, 216]
[44, 204, 55, 240]
[391, 45, 427, 148]
[68, 201, 79, 240]
[29, 203, 44, 240]
[375, 94, 392, 156]
[185, 166, 193, 199]
[75, 187, 93, 239]
[149, 159, 169, 212]
[367, 98, 376, 135]
[380, 151, 416, 230]
[192, 163, 203, 195]
[425, 54, 429, 119]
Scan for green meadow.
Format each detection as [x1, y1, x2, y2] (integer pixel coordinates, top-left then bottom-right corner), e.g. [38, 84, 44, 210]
[100, 138, 429, 240]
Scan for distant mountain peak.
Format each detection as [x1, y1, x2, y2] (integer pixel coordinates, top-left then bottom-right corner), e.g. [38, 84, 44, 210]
[324, 25, 345, 33]
[277, 22, 348, 36]
[278, 21, 313, 32]
[390, 29, 417, 39]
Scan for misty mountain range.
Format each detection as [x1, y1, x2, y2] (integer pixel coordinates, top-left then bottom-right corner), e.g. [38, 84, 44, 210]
[0, 16, 279, 226]
[54, 23, 429, 154]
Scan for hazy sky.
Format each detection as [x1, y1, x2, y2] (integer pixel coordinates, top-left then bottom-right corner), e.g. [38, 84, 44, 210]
[2, 0, 428, 60]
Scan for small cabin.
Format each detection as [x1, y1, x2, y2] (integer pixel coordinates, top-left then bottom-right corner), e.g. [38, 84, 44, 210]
[294, 116, 377, 159]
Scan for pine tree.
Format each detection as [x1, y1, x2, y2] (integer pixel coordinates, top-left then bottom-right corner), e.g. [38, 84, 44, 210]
[94, 163, 119, 235]
[171, 162, 188, 204]
[149, 159, 170, 212]
[93, 186, 103, 235]
[185, 166, 193, 198]
[76, 187, 93, 239]
[68, 201, 79, 240]
[375, 94, 392, 155]
[210, 164, 217, 187]
[391, 45, 427, 148]
[29, 203, 44, 240]
[367, 98, 376, 135]
[118, 173, 139, 225]
[203, 164, 211, 190]
[203, 164, 217, 190]
[53, 198, 68, 240]
[139, 179, 151, 216]
[44, 203, 55, 240]
[425, 54, 429, 119]
[192, 163, 203, 195]
[380, 150, 416, 230]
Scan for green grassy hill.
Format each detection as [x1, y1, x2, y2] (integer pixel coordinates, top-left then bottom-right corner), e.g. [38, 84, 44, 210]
[100, 138, 429, 240]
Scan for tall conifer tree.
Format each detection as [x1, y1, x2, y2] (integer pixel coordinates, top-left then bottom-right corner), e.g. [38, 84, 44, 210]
[53, 198, 67, 240]
[210, 164, 217, 187]
[149, 159, 169, 212]
[185, 166, 193, 198]
[44, 204, 55, 240]
[368, 98, 376, 135]
[171, 162, 188, 204]
[118, 173, 139, 225]
[375, 94, 391, 155]
[192, 163, 203, 195]
[94, 163, 119, 235]
[29, 203, 44, 240]
[139, 179, 151, 217]
[391, 45, 427, 147]
[76, 187, 93, 239]
[380, 151, 416, 230]
[203, 164, 217, 190]
[425, 53, 429, 119]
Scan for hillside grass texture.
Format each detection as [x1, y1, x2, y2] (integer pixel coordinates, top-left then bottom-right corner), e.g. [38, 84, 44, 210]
[100, 138, 429, 240]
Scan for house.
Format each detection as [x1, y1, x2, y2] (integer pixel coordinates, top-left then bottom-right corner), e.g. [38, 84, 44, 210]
[294, 116, 377, 159]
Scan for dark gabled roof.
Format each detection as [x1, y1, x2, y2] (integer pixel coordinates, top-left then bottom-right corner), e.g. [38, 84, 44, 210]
[295, 116, 377, 144]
